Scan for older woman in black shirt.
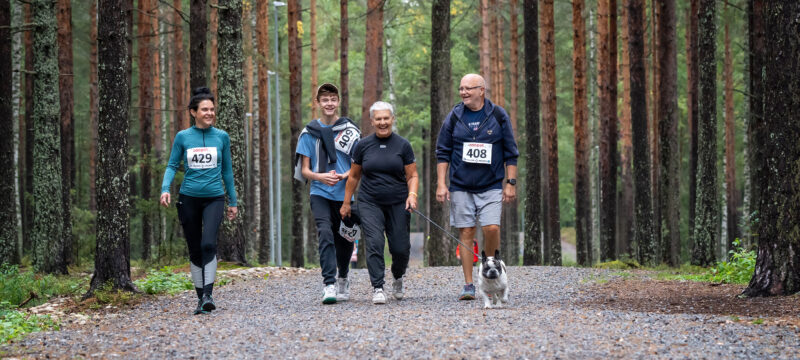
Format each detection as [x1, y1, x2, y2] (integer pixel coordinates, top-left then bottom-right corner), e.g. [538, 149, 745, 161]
[340, 101, 419, 305]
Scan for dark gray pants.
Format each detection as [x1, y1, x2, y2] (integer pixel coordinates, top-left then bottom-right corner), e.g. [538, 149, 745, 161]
[359, 200, 410, 288]
[310, 195, 353, 285]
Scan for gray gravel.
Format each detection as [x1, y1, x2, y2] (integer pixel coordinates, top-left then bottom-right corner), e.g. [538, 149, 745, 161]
[5, 266, 798, 359]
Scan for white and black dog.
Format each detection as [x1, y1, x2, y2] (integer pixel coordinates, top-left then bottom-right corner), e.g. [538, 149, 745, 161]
[477, 250, 509, 309]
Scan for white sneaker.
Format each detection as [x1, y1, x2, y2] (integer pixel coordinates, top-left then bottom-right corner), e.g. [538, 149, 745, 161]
[336, 277, 350, 301]
[372, 288, 386, 304]
[392, 278, 404, 300]
[322, 284, 337, 304]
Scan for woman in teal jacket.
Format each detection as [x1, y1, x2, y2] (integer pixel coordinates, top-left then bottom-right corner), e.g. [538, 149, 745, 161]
[160, 87, 238, 315]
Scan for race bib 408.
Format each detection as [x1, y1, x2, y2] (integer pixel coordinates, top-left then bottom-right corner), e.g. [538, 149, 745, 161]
[462, 142, 492, 164]
[187, 147, 218, 169]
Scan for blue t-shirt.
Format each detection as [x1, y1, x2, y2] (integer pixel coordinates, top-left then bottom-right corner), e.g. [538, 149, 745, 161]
[461, 107, 485, 132]
[296, 120, 356, 201]
[161, 126, 237, 206]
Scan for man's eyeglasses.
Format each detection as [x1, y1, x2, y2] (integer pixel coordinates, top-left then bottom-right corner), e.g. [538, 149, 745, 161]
[458, 85, 483, 92]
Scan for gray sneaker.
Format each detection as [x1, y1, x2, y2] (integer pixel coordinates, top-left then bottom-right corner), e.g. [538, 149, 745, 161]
[459, 283, 476, 301]
[392, 277, 404, 300]
[322, 284, 337, 304]
[336, 277, 350, 301]
[372, 288, 386, 304]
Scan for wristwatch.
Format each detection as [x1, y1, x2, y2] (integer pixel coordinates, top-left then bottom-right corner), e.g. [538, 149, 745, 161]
[506, 178, 517, 186]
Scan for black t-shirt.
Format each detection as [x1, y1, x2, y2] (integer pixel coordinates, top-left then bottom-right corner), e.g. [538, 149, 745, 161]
[352, 133, 416, 205]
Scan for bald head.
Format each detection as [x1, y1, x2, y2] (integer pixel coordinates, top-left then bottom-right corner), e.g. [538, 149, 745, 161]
[459, 74, 486, 111]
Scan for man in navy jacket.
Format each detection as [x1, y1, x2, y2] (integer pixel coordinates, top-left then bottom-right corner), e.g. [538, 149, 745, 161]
[435, 73, 520, 300]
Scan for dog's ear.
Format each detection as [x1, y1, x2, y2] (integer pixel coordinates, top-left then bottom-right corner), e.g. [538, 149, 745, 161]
[494, 249, 500, 260]
[481, 250, 487, 262]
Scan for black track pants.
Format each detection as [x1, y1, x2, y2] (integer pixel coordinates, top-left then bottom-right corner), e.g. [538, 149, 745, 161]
[359, 200, 410, 288]
[310, 195, 354, 285]
[177, 194, 224, 298]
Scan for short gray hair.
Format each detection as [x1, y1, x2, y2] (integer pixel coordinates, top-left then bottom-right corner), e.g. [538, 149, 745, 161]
[369, 101, 395, 119]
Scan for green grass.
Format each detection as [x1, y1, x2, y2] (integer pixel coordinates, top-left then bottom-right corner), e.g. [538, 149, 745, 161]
[0, 301, 59, 343]
[0, 264, 88, 309]
[133, 267, 194, 295]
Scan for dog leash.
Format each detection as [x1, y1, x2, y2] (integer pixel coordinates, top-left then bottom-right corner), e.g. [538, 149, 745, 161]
[412, 208, 482, 259]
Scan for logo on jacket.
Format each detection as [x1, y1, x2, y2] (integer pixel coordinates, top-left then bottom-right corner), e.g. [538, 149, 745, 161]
[487, 130, 493, 135]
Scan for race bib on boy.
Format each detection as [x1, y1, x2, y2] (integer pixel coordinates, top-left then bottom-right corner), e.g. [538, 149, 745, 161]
[339, 221, 361, 242]
[187, 147, 218, 169]
[462, 142, 492, 164]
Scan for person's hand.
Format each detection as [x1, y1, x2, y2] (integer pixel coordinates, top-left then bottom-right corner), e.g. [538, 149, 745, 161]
[318, 170, 339, 186]
[160, 192, 171, 207]
[340, 203, 351, 218]
[435, 183, 450, 203]
[336, 172, 348, 181]
[406, 194, 418, 212]
[502, 183, 516, 203]
[227, 206, 238, 220]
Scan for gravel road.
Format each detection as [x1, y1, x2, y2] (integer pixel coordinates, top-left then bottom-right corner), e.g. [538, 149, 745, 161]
[5, 266, 798, 359]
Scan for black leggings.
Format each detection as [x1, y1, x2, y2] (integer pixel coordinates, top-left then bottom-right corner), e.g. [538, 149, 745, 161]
[177, 194, 224, 298]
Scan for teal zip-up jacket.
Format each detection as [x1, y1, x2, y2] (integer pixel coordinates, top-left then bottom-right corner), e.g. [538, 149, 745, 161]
[161, 125, 237, 206]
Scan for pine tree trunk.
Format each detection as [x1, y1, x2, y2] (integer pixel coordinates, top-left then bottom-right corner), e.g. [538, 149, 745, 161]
[742, 1, 800, 297]
[428, 0, 454, 267]
[190, 0, 208, 91]
[56, 0, 74, 266]
[256, 0, 271, 265]
[598, 0, 618, 262]
[523, 0, 542, 266]
[657, 0, 679, 266]
[173, 0, 188, 132]
[138, 0, 154, 261]
[573, 0, 592, 266]
[618, 0, 633, 257]
[242, 2, 254, 256]
[288, 0, 304, 268]
[360, 0, 384, 136]
[310, 0, 318, 120]
[723, 2, 738, 253]
[687, 0, 699, 251]
[691, 0, 717, 267]
[0, 0, 18, 265]
[89, 0, 98, 213]
[480, 0, 492, 98]
[650, 0, 660, 253]
[21, 4, 33, 258]
[502, 0, 520, 266]
[339, 0, 349, 117]
[628, 0, 656, 266]
[31, 0, 66, 274]
[209, 0, 218, 97]
[217, 0, 247, 264]
[90, 0, 136, 293]
[539, 0, 560, 266]
[746, 0, 764, 250]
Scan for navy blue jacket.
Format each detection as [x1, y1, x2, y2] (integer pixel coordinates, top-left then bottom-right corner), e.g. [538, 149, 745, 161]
[436, 99, 519, 193]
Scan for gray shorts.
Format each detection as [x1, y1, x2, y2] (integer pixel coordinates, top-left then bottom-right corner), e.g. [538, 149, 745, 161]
[449, 189, 503, 228]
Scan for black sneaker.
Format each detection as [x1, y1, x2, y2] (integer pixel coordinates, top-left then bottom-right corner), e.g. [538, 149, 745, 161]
[201, 294, 216, 312]
[193, 299, 207, 315]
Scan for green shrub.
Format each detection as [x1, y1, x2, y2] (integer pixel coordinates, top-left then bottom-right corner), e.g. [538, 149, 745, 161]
[707, 239, 756, 284]
[0, 301, 59, 343]
[0, 264, 86, 308]
[595, 258, 641, 270]
[133, 267, 194, 295]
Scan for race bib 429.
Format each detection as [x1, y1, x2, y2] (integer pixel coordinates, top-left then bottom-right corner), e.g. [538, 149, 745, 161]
[187, 147, 218, 169]
[462, 142, 492, 164]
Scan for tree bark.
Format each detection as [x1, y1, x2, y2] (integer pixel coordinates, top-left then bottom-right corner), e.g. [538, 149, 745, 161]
[743, 1, 800, 297]
[138, 0, 154, 261]
[746, 0, 764, 249]
[428, 0, 454, 267]
[360, 0, 384, 136]
[618, 0, 633, 257]
[209, 0, 218, 96]
[650, 0, 660, 252]
[522, 0, 542, 266]
[217, 0, 247, 264]
[691, 0, 717, 267]
[687, 0, 699, 251]
[89, 0, 98, 213]
[598, 0, 618, 262]
[21, 4, 33, 258]
[723, 1, 738, 254]
[628, 0, 656, 266]
[310, 0, 318, 120]
[573, 0, 591, 266]
[242, 1, 254, 256]
[31, 0, 66, 274]
[288, 0, 304, 268]
[173, 0, 188, 132]
[657, 0, 679, 266]
[190, 0, 207, 91]
[339, 0, 349, 117]
[256, 0, 271, 265]
[0, 0, 19, 264]
[90, 0, 136, 293]
[501, 0, 520, 266]
[539, 0, 560, 266]
[480, 0, 491, 99]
